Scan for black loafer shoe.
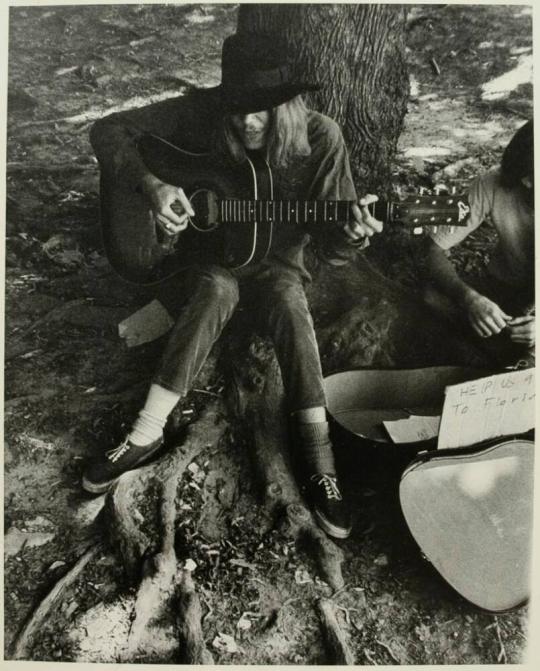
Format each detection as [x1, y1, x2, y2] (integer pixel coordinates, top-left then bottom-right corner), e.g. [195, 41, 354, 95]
[307, 473, 351, 539]
[82, 435, 164, 494]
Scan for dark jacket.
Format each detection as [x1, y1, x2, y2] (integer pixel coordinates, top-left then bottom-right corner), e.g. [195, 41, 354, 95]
[90, 88, 365, 278]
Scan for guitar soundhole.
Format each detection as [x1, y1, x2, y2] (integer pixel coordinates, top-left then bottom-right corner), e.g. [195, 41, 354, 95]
[189, 189, 220, 232]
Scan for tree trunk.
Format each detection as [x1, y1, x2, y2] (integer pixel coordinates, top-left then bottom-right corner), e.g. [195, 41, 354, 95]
[238, 3, 409, 191]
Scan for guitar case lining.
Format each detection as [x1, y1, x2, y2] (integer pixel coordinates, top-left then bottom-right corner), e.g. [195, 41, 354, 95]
[324, 366, 492, 473]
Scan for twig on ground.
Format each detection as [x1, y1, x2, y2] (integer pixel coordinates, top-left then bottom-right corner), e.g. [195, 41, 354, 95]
[193, 388, 220, 397]
[363, 648, 378, 665]
[430, 57, 441, 76]
[493, 617, 507, 663]
[375, 638, 402, 664]
[503, 106, 531, 120]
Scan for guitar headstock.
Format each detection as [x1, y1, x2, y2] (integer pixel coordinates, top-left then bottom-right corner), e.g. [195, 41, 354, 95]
[390, 186, 470, 234]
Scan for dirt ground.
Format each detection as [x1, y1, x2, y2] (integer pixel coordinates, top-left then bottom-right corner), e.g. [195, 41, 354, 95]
[3, 3, 533, 665]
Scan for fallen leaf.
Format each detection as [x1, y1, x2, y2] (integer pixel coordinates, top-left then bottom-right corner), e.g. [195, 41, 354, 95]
[212, 632, 238, 654]
[237, 614, 252, 631]
[5, 528, 55, 556]
[294, 567, 313, 585]
[314, 577, 330, 589]
[184, 558, 197, 572]
[65, 601, 79, 618]
[25, 515, 54, 530]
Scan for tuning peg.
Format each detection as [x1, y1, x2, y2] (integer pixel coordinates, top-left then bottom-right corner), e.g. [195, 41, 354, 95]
[451, 186, 456, 194]
[434, 185, 441, 195]
[419, 187, 426, 195]
[413, 227, 423, 235]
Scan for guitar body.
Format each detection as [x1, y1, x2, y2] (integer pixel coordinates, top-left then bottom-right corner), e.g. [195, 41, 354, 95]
[399, 438, 534, 612]
[100, 135, 273, 284]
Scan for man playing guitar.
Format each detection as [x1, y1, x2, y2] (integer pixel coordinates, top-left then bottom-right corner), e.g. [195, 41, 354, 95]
[83, 32, 383, 540]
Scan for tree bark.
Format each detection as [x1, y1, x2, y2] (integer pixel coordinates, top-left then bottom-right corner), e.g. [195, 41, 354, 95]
[238, 3, 409, 191]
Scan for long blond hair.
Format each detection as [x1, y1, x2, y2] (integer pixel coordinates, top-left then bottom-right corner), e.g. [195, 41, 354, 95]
[216, 95, 311, 169]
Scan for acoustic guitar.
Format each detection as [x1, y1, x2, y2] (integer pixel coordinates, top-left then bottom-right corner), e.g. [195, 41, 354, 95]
[100, 134, 472, 285]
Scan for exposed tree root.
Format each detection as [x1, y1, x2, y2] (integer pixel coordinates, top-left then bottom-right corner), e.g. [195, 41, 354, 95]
[104, 402, 225, 577]
[124, 477, 180, 662]
[125, 548, 178, 663]
[103, 401, 225, 662]
[176, 569, 215, 664]
[317, 597, 356, 665]
[10, 542, 103, 660]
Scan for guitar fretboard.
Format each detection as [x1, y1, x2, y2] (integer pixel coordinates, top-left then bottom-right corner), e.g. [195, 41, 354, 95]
[220, 199, 392, 225]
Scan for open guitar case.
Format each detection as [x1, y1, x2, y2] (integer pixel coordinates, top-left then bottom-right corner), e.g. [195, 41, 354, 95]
[324, 366, 534, 613]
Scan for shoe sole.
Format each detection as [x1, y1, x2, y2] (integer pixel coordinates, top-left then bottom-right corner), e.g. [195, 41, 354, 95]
[82, 474, 121, 495]
[81, 440, 164, 495]
[314, 509, 352, 540]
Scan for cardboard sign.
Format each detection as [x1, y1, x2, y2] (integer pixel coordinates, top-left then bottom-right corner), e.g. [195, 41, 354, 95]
[118, 299, 174, 347]
[437, 369, 535, 449]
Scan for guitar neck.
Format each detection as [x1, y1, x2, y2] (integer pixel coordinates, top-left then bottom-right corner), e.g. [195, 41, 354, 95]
[219, 199, 391, 226]
[219, 194, 470, 228]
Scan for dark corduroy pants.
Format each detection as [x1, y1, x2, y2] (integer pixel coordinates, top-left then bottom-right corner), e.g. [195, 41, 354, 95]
[154, 264, 327, 410]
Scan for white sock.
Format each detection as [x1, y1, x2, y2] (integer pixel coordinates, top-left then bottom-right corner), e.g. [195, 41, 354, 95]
[128, 384, 181, 446]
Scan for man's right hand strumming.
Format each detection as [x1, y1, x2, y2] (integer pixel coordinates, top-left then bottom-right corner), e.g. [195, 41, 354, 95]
[141, 174, 195, 236]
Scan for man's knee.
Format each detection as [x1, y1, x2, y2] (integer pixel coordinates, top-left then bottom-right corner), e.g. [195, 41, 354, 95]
[267, 281, 312, 326]
[198, 266, 240, 310]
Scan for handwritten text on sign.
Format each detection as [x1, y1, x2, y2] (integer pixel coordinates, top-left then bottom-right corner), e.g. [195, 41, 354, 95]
[437, 369, 535, 449]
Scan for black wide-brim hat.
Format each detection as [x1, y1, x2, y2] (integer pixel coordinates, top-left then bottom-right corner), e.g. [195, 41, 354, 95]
[216, 32, 320, 115]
